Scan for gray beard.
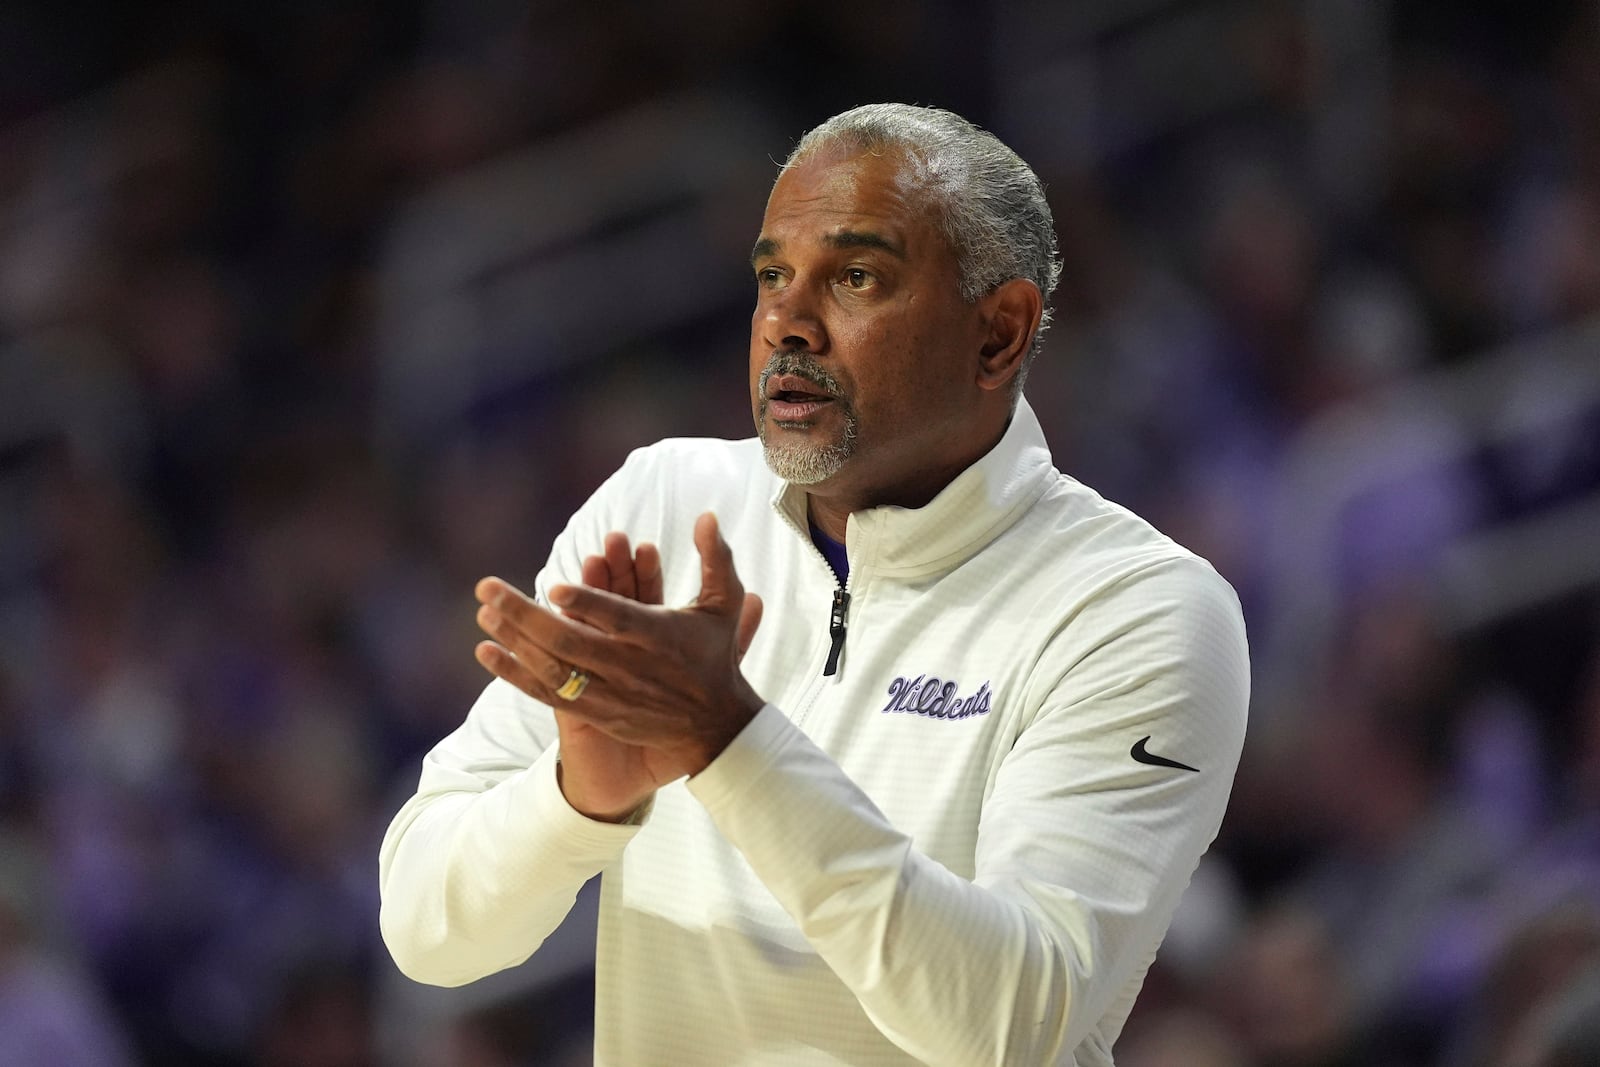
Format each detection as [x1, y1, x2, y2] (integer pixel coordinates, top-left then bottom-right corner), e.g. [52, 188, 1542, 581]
[755, 351, 859, 485]
[761, 434, 855, 485]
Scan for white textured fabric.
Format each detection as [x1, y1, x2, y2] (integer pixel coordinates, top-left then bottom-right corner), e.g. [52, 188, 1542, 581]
[379, 401, 1250, 1066]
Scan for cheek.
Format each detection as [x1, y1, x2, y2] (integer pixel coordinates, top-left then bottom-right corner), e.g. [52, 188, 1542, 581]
[841, 337, 920, 422]
[747, 364, 763, 421]
[748, 319, 766, 383]
[867, 326, 971, 423]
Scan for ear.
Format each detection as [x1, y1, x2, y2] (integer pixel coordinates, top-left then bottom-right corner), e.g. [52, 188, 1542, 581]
[975, 278, 1043, 393]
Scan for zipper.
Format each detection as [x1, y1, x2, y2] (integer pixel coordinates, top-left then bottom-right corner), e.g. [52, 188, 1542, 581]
[823, 585, 850, 676]
[773, 502, 855, 679]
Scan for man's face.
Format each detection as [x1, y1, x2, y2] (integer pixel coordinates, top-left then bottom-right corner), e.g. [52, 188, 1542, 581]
[749, 145, 992, 508]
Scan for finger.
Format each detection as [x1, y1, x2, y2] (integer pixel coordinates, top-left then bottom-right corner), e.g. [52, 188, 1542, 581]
[692, 512, 744, 616]
[545, 582, 656, 640]
[478, 577, 562, 635]
[477, 590, 624, 681]
[581, 554, 610, 590]
[478, 578, 553, 644]
[476, 575, 521, 606]
[603, 532, 638, 600]
[477, 639, 609, 715]
[475, 639, 563, 698]
[635, 542, 664, 605]
[736, 592, 763, 661]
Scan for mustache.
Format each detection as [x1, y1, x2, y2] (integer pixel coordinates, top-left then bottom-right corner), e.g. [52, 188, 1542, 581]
[757, 349, 848, 403]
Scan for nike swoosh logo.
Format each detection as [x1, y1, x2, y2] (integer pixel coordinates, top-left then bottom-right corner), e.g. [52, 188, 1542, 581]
[1131, 736, 1199, 773]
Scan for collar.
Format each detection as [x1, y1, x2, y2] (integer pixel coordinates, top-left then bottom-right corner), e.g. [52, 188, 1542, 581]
[769, 399, 1056, 580]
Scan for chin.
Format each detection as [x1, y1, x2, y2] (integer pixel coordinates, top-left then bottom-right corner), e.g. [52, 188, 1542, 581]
[760, 438, 851, 486]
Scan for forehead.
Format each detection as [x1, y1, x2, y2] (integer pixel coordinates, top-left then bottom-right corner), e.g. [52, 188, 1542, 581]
[758, 145, 945, 257]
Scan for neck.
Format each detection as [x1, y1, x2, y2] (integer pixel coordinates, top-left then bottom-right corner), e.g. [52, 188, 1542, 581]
[806, 496, 853, 542]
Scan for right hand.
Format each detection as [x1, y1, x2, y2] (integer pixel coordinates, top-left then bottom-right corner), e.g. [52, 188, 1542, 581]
[552, 532, 673, 821]
[478, 531, 761, 821]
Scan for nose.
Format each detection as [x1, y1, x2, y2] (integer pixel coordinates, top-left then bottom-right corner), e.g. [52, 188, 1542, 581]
[757, 282, 827, 353]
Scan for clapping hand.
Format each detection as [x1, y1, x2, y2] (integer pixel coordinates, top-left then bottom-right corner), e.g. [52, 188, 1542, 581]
[474, 514, 764, 821]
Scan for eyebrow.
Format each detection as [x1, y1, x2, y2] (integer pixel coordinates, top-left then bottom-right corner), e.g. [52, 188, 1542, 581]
[825, 230, 905, 258]
[749, 230, 907, 267]
[750, 237, 779, 266]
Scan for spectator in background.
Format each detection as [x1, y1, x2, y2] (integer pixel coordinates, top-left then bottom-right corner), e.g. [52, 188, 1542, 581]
[1455, 903, 1600, 1067]
[1511, 963, 1600, 1067]
[0, 830, 135, 1067]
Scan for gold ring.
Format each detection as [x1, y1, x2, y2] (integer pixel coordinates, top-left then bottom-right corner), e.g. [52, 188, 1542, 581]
[555, 668, 590, 701]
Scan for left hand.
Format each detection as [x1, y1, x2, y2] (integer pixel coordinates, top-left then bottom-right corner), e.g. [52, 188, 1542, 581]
[475, 513, 765, 778]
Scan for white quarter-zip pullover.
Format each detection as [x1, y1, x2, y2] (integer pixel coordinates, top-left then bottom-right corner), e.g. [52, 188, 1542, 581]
[379, 400, 1250, 1066]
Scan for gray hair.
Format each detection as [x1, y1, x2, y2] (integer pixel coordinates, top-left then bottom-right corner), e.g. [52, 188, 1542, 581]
[785, 103, 1061, 397]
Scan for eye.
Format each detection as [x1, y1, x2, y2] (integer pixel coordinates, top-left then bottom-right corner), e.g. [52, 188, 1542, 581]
[841, 268, 874, 290]
[756, 266, 787, 289]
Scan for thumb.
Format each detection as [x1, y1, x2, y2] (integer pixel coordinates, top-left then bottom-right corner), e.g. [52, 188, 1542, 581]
[693, 512, 744, 615]
[736, 592, 764, 661]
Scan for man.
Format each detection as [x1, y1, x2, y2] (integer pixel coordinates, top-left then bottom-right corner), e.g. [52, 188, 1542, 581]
[379, 103, 1249, 1066]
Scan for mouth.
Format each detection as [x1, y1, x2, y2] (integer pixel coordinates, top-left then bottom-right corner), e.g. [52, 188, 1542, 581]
[764, 374, 836, 422]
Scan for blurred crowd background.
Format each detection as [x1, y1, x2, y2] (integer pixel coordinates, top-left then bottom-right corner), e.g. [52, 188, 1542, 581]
[2, 1, 1599, 1065]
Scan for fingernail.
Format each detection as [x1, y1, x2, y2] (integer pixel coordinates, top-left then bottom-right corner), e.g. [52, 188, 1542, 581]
[549, 585, 574, 606]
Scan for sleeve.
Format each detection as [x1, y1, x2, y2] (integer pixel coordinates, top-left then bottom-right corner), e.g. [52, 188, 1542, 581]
[377, 448, 662, 987]
[686, 558, 1250, 1065]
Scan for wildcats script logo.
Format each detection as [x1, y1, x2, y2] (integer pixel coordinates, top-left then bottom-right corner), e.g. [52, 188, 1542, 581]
[881, 674, 993, 721]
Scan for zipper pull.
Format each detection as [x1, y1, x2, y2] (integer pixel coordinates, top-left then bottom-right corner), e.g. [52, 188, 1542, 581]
[823, 587, 850, 676]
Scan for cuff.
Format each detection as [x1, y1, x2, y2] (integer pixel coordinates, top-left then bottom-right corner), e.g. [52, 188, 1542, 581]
[686, 703, 796, 814]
